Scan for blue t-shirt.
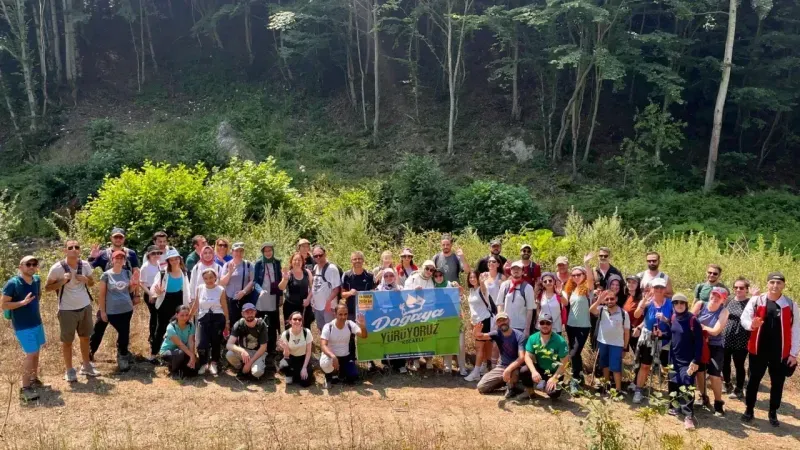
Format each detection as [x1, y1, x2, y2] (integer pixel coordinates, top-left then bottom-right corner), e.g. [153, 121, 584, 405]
[159, 321, 195, 354]
[489, 329, 525, 366]
[2, 275, 42, 330]
[100, 270, 133, 315]
[643, 299, 673, 341]
[214, 255, 233, 267]
[91, 248, 140, 271]
[166, 274, 183, 293]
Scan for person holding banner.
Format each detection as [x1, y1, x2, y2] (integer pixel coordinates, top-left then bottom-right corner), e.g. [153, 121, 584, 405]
[320, 304, 368, 388]
[466, 271, 495, 381]
[404, 260, 436, 290]
[474, 312, 527, 398]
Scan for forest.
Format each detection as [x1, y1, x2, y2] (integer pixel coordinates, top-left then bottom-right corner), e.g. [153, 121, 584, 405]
[0, 0, 799, 247]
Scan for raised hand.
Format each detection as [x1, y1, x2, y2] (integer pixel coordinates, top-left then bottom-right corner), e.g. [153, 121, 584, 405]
[749, 285, 761, 297]
[90, 244, 101, 259]
[751, 316, 764, 329]
[584, 252, 595, 264]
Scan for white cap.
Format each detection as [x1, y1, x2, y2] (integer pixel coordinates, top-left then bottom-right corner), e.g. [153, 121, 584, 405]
[650, 278, 667, 288]
[511, 260, 524, 269]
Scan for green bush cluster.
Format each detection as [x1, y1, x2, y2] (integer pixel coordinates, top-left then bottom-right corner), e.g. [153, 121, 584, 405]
[452, 180, 548, 239]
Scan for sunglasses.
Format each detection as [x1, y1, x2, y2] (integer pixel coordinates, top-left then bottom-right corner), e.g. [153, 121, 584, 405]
[424, 268, 434, 273]
[434, 273, 444, 277]
[598, 254, 609, 259]
[217, 243, 228, 248]
[24, 262, 39, 268]
[67, 245, 80, 250]
[571, 273, 584, 278]
[112, 235, 124, 239]
[521, 250, 532, 254]
[152, 252, 163, 256]
[734, 286, 747, 290]
[291, 318, 302, 322]
[313, 254, 324, 259]
[401, 255, 412, 259]
[539, 321, 552, 326]
[488, 260, 498, 264]
[707, 271, 719, 276]
[542, 279, 554, 284]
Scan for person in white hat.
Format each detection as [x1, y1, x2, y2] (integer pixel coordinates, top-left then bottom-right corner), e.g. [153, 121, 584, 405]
[631, 276, 673, 404]
[496, 261, 536, 337]
[226, 303, 268, 379]
[403, 260, 436, 291]
[150, 248, 191, 356]
[220, 242, 255, 328]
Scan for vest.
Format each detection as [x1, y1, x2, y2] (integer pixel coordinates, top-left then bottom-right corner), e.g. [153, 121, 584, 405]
[747, 295, 794, 359]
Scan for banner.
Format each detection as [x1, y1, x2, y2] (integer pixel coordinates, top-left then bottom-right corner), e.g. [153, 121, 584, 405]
[355, 288, 461, 361]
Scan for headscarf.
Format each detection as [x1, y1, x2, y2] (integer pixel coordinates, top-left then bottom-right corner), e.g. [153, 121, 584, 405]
[260, 242, 276, 265]
[200, 245, 215, 264]
[377, 268, 400, 291]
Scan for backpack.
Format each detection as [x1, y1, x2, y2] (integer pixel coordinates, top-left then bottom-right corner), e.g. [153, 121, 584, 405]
[59, 260, 93, 304]
[104, 247, 133, 271]
[318, 262, 344, 300]
[501, 281, 531, 305]
[282, 328, 310, 342]
[595, 306, 629, 339]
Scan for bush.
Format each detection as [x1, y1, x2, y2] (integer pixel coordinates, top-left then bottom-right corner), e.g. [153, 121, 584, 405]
[78, 162, 231, 251]
[452, 181, 548, 239]
[0, 191, 21, 281]
[207, 157, 301, 222]
[381, 155, 453, 232]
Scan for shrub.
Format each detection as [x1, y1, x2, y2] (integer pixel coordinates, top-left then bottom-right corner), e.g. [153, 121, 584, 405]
[381, 155, 453, 232]
[207, 157, 301, 222]
[0, 191, 21, 281]
[78, 162, 231, 251]
[452, 181, 548, 239]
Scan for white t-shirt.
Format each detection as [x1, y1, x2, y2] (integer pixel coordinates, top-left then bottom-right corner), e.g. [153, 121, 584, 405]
[312, 263, 341, 311]
[497, 280, 536, 331]
[638, 270, 669, 289]
[596, 307, 629, 347]
[140, 260, 161, 288]
[282, 328, 312, 357]
[537, 292, 564, 333]
[321, 320, 361, 357]
[190, 262, 220, 301]
[402, 272, 434, 290]
[485, 273, 503, 301]
[196, 284, 224, 318]
[47, 260, 93, 311]
[468, 288, 492, 324]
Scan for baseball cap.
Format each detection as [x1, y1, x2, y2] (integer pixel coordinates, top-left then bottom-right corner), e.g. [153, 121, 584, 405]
[422, 260, 436, 269]
[232, 242, 245, 251]
[260, 242, 275, 252]
[490, 239, 501, 246]
[520, 244, 532, 251]
[297, 238, 311, 246]
[164, 248, 181, 260]
[767, 272, 785, 282]
[242, 303, 256, 312]
[495, 312, 509, 321]
[650, 278, 667, 288]
[111, 227, 126, 237]
[538, 312, 554, 323]
[20, 255, 38, 265]
[146, 245, 160, 255]
[511, 260, 524, 269]
[711, 287, 729, 300]
[672, 293, 689, 304]
[555, 256, 568, 265]
[111, 250, 126, 259]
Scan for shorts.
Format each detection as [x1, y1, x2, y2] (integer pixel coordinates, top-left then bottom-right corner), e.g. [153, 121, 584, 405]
[477, 317, 492, 337]
[698, 345, 724, 377]
[598, 342, 623, 373]
[15, 324, 46, 354]
[58, 305, 93, 343]
[637, 342, 669, 368]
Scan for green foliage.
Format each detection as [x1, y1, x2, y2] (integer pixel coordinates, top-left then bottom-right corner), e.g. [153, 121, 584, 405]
[207, 157, 301, 222]
[0, 191, 21, 282]
[452, 180, 548, 239]
[78, 162, 224, 252]
[382, 155, 454, 232]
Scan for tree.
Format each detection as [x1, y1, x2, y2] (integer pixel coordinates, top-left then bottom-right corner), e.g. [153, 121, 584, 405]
[1, 0, 38, 130]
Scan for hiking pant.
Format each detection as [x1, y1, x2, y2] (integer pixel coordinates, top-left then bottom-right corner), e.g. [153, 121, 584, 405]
[746, 352, 786, 413]
[197, 312, 226, 366]
[519, 364, 562, 399]
[161, 349, 197, 377]
[226, 349, 267, 378]
[153, 292, 183, 355]
[477, 364, 525, 394]
[256, 310, 280, 356]
[228, 298, 243, 328]
[566, 325, 590, 381]
[669, 365, 695, 417]
[280, 355, 314, 387]
[90, 310, 133, 357]
[144, 292, 158, 350]
[320, 353, 358, 382]
[723, 348, 748, 392]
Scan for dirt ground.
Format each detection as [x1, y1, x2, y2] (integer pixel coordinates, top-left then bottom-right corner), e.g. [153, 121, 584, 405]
[1, 309, 799, 450]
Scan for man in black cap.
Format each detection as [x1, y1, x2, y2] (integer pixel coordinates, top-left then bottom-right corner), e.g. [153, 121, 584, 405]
[740, 272, 799, 427]
[476, 239, 507, 275]
[89, 227, 139, 273]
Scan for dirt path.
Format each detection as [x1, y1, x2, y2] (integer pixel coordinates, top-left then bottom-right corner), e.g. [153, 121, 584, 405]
[0, 358, 798, 450]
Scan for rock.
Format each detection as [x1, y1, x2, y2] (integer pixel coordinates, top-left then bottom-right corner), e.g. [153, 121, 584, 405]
[499, 136, 535, 163]
[216, 121, 256, 161]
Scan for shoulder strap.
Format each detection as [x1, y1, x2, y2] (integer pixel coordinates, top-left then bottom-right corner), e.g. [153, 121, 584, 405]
[320, 262, 331, 285]
[304, 328, 309, 340]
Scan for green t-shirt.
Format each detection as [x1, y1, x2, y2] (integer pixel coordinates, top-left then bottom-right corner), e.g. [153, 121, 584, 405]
[693, 282, 728, 303]
[525, 331, 569, 373]
[159, 321, 195, 354]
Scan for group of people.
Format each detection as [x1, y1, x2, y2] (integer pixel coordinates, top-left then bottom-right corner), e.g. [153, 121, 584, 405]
[2, 229, 798, 432]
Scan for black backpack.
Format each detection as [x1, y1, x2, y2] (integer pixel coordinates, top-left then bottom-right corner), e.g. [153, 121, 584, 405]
[318, 262, 344, 300]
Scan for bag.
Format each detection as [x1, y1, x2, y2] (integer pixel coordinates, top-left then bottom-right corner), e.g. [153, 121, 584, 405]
[59, 260, 94, 304]
[687, 315, 711, 364]
[478, 291, 498, 316]
[319, 262, 344, 300]
[240, 260, 258, 305]
[2, 309, 10, 320]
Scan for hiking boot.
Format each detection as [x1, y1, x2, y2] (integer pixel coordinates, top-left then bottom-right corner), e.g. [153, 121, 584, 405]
[64, 368, 78, 383]
[728, 389, 743, 400]
[19, 387, 39, 402]
[632, 390, 644, 404]
[568, 380, 580, 396]
[713, 400, 725, 417]
[684, 416, 695, 430]
[740, 409, 754, 423]
[198, 364, 208, 375]
[768, 410, 779, 427]
[398, 366, 408, 374]
[504, 387, 520, 399]
[514, 390, 532, 402]
[117, 353, 131, 372]
[700, 394, 712, 410]
[722, 382, 732, 394]
[80, 364, 100, 377]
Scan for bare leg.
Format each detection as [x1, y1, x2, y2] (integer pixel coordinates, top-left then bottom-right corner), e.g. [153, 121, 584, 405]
[79, 337, 91, 366]
[710, 376, 723, 402]
[62, 342, 73, 371]
[613, 371, 622, 391]
[636, 365, 651, 388]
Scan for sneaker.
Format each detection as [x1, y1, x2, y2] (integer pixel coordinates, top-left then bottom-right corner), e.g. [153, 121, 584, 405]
[627, 383, 637, 392]
[668, 407, 679, 416]
[713, 400, 725, 417]
[278, 359, 289, 371]
[323, 379, 331, 389]
[535, 380, 547, 391]
[209, 363, 218, 376]
[722, 382, 732, 394]
[398, 366, 408, 374]
[285, 376, 294, 385]
[504, 387, 519, 399]
[411, 360, 420, 371]
[443, 360, 453, 374]
[701, 394, 712, 410]
[479, 364, 488, 375]
[118, 354, 131, 372]
[64, 368, 78, 383]
[19, 387, 39, 402]
[515, 390, 531, 402]
[768, 410, 779, 427]
[684, 416, 695, 430]
[569, 381, 580, 396]
[198, 364, 208, 375]
[464, 368, 481, 382]
[728, 389, 743, 400]
[79, 364, 100, 377]
[740, 409, 754, 423]
[632, 390, 644, 404]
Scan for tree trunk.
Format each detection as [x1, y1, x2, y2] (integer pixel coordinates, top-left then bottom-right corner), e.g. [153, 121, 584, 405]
[372, 1, 379, 144]
[346, 8, 357, 110]
[582, 67, 602, 163]
[0, 66, 21, 135]
[446, 1, 455, 154]
[552, 63, 593, 160]
[510, 29, 520, 121]
[130, 19, 141, 92]
[757, 111, 781, 169]
[35, 0, 49, 118]
[139, 0, 146, 84]
[4, 0, 39, 130]
[63, 0, 78, 104]
[354, 0, 368, 131]
[704, 0, 737, 193]
[244, 3, 253, 64]
[145, 1, 158, 73]
[50, 0, 62, 83]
